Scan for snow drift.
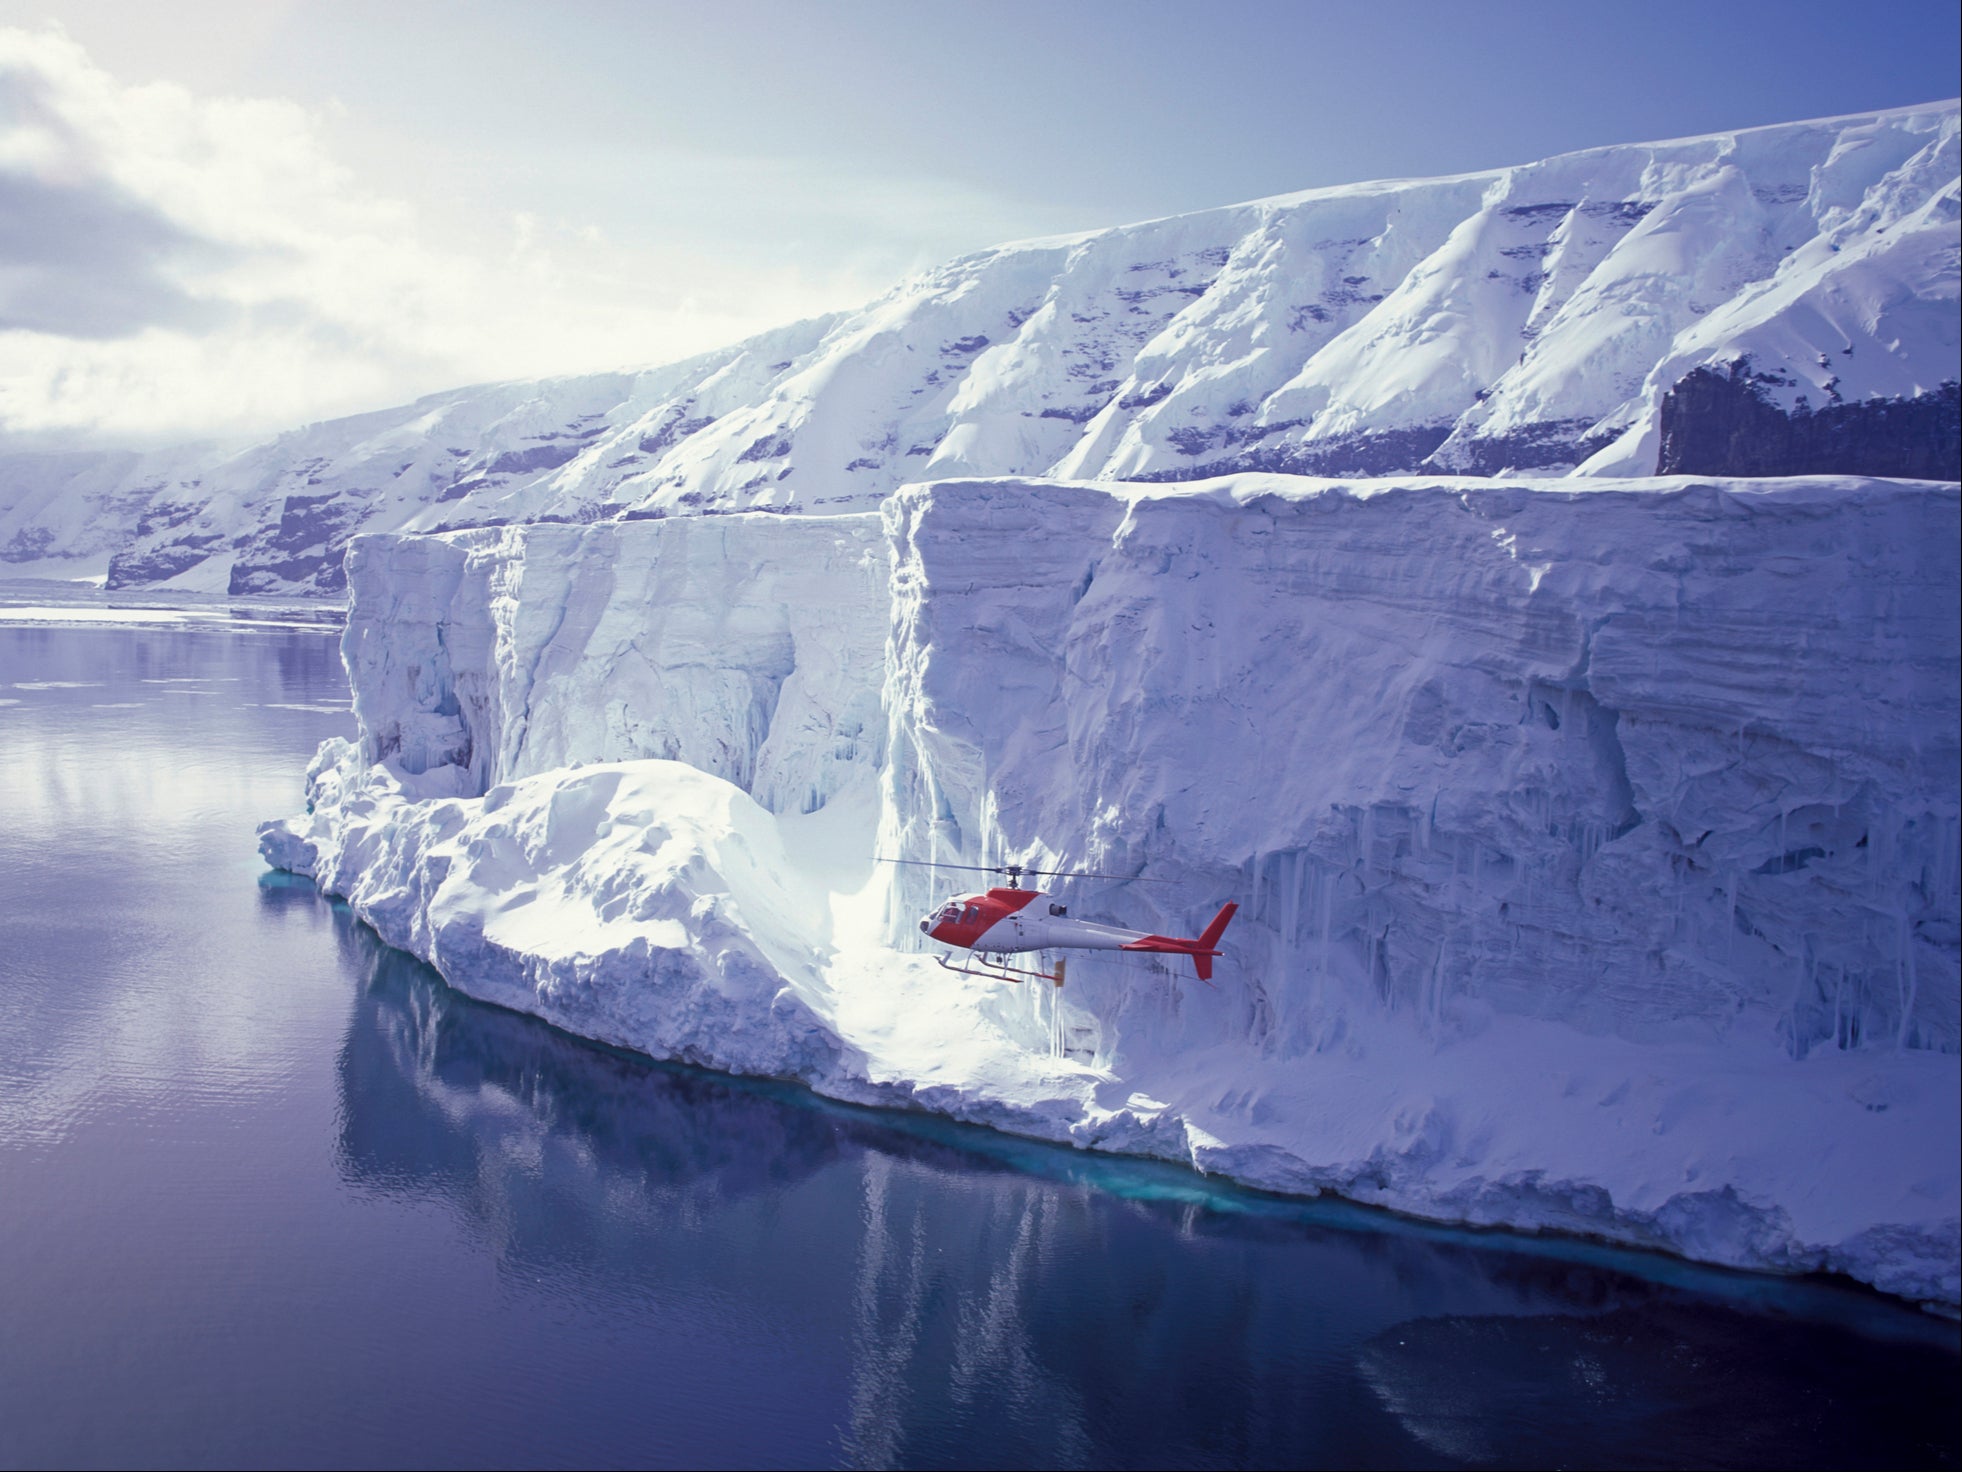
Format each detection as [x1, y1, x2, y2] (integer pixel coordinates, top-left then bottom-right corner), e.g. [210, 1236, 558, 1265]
[262, 472, 1961, 1306]
[11, 101, 1958, 594]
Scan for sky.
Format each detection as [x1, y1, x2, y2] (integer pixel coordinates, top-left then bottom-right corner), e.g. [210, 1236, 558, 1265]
[0, 0, 1956, 447]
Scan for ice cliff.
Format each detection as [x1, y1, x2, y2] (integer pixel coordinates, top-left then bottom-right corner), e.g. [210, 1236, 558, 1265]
[9, 101, 1959, 594]
[262, 472, 1962, 1306]
[335, 514, 889, 814]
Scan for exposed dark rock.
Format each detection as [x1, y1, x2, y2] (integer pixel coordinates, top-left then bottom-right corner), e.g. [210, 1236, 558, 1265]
[106, 535, 224, 587]
[637, 413, 717, 458]
[223, 492, 374, 594]
[1134, 424, 1455, 481]
[1503, 201, 1575, 222]
[134, 498, 202, 538]
[1657, 364, 1961, 479]
[268, 493, 360, 551]
[1038, 404, 1107, 425]
[436, 475, 498, 503]
[1114, 284, 1208, 305]
[483, 441, 587, 476]
[229, 555, 346, 596]
[1, 525, 55, 561]
[1429, 419, 1624, 474]
[736, 432, 793, 463]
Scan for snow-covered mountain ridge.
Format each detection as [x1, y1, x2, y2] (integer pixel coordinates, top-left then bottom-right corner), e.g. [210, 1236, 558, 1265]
[7, 100, 1957, 594]
[262, 472, 1961, 1304]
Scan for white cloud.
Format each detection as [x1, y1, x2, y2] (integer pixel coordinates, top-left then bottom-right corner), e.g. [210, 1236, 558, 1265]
[0, 25, 940, 444]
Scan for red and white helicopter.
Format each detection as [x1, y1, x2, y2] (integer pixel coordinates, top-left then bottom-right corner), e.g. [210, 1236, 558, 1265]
[882, 858, 1237, 988]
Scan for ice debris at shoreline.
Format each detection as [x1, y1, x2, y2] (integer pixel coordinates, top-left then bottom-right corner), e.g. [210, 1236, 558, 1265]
[262, 471, 1961, 1307]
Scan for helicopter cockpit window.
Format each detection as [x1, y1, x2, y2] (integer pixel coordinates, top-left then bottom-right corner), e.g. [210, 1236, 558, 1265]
[961, 904, 980, 924]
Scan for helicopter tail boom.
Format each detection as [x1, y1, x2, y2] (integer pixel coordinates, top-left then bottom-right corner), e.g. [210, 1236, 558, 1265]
[1119, 902, 1238, 983]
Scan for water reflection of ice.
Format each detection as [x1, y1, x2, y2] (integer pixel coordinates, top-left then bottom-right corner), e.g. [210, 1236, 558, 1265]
[319, 900, 1960, 1469]
[1357, 1303, 1956, 1468]
[8, 618, 1949, 1469]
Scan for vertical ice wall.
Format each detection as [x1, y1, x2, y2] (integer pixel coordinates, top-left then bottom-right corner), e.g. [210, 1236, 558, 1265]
[333, 478, 1959, 1070]
[293, 470, 1959, 1302]
[880, 475, 1960, 1068]
[341, 514, 891, 816]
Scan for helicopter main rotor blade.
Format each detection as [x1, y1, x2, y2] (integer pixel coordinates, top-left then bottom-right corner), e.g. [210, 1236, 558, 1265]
[872, 856, 1171, 883]
[871, 857, 1005, 873]
[1022, 867, 1174, 883]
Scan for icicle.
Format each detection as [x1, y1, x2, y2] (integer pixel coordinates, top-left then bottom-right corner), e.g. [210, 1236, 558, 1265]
[1896, 909, 1918, 1050]
[1725, 870, 1737, 963]
[1282, 850, 1299, 958]
[1316, 866, 1334, 1017]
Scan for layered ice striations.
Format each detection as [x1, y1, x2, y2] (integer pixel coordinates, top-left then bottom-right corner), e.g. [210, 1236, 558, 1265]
[882, 476, 1960, 1063]
[264, 473, 1961, 1306]
[9, 102, 1958, 593]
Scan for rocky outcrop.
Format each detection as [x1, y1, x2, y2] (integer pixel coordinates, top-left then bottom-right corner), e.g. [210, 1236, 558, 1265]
[1657, 365, 1960, 480]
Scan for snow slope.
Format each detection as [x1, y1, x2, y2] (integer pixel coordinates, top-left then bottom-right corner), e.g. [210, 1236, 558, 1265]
[10, 101, 1958, 594]
[262, 472, 1961, 1305]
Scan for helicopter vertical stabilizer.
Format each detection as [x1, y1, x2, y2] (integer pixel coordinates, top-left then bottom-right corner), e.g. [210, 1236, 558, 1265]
[1120, 903, 1238, 982]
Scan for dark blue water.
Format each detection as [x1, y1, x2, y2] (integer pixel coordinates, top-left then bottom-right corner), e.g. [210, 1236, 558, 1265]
[1, 618, 1956, 1471]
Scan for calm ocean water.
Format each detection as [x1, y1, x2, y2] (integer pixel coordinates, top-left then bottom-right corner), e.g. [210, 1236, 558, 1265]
[0, 616, 1955, 1470]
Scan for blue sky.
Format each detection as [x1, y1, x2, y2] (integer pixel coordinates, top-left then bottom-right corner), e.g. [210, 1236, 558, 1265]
[1, 0, 1955, 442]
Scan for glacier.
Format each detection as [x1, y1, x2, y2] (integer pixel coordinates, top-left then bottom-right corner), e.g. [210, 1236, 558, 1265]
[261, 471, 1962, 1307]
[6, 100, 1957, 595]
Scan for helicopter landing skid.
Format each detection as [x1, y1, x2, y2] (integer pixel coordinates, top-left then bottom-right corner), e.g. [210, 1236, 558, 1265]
[936, 952, 1066, 988]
